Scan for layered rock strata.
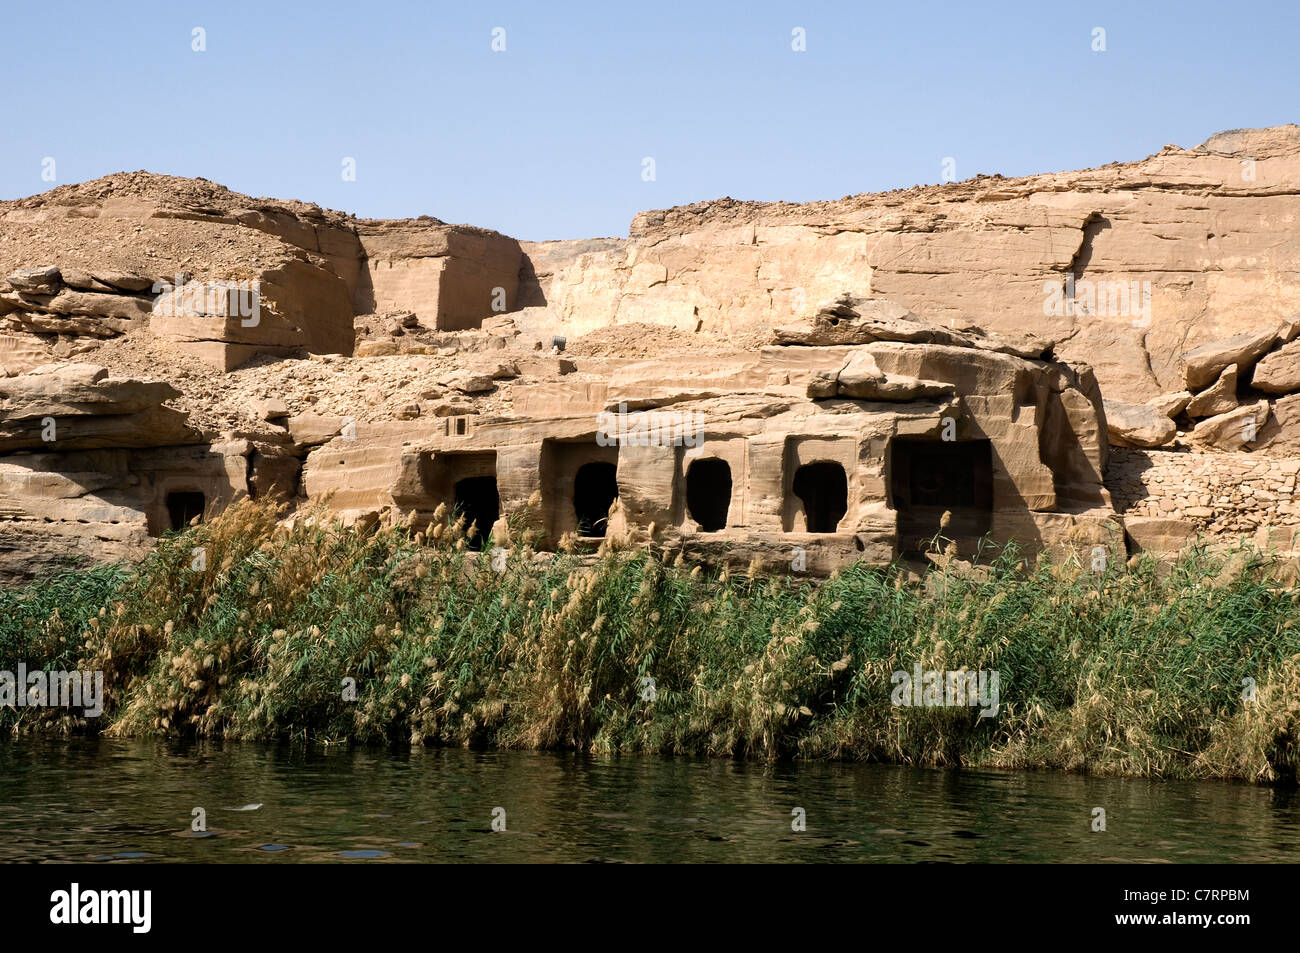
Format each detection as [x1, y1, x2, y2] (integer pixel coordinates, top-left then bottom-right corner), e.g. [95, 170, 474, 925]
[5, 127, 1300, 581]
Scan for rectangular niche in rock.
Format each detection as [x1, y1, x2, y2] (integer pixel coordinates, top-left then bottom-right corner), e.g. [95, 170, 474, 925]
[166, 491, 207, 531]
[890, 438, 993, 557]
[419, 450, 499, 549]
[539, 440, 619, 543]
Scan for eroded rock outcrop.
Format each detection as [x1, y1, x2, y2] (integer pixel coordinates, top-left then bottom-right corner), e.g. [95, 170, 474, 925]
[6, 127, 1300, 580]
[0, 365, 269, 581]
[294, 300, 1115, 574]
[0, 364, 197, 452]
[0, 173, 521, 373]
[355, 220, 522, 331]
[1104, 400, 1177, 449]
[542, 125, 1300, 410]
[1251, 340, 1300, 394]
[1190, 401, 1271, 451]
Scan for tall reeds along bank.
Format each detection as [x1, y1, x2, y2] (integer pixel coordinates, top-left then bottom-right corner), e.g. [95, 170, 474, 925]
[1, 499, 1298, 783]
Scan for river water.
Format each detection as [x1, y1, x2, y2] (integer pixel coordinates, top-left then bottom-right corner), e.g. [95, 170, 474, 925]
[1, 739, 1296, 863]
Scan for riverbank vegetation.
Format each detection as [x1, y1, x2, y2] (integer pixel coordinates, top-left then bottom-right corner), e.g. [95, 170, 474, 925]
[1, 499, 1298, 783]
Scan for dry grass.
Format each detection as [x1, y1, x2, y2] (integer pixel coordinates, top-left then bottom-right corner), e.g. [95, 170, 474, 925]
[2, 498, 1299, 783]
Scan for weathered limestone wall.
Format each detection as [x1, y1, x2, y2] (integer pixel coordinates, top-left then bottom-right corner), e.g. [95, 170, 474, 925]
[0, 440, 256, 583]
[0, 174, 531, 374]
[546, 126, 1300, 405]
[0, 363, 304, 583]
[298, 299, 1121, 574]
[355, 222, 523, 331]
[1107, 446, 1300, 537]
[517, 238, 625, 309]
[8, 131, 1300, 583]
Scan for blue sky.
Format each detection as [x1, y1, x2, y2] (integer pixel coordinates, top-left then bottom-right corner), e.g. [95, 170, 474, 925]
[1, 0, 1295, 240]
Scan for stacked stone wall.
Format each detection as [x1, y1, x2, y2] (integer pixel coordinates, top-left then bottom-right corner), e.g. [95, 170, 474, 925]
[1108, 446, 1300, 538]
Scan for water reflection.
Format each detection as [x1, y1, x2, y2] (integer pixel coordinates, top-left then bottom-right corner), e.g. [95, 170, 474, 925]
[0, 739, 1295, 863]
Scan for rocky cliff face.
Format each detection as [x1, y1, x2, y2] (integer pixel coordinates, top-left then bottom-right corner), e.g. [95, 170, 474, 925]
[0, 172, 522, 373]
[544, 125, 1300, 406]
[2, 127, 1300, 583]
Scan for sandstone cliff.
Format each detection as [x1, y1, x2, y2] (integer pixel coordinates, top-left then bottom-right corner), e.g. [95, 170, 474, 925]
[543, 125, 1300, 407]
[3, 127, 1300, 583]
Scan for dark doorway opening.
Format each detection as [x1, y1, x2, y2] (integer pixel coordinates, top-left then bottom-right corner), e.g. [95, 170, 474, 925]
[574, 462, 618, 537]
[686, 458, 732, 532]
[166, 491, 206, 531]
[454, 476, 499, 550]
[891, 439, 994, 556]
[792, 462, 848, 533]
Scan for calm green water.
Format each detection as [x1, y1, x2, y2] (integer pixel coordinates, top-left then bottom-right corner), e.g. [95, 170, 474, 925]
[0, 739, 1296, 863]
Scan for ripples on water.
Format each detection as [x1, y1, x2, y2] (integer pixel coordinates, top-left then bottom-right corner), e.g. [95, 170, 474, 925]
[0, 739, 1296, 863]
